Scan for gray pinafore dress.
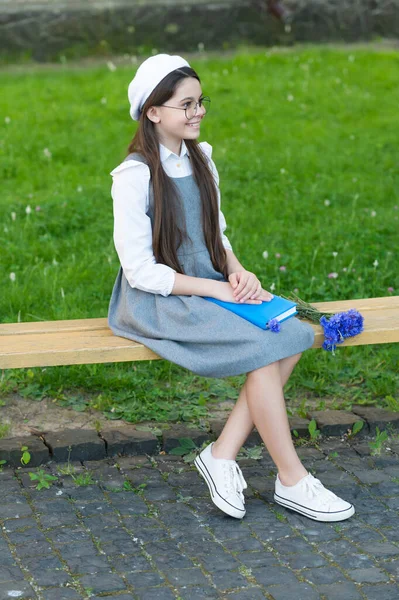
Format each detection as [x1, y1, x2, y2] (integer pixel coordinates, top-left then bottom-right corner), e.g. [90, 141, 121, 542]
[108, 153, 315, 378]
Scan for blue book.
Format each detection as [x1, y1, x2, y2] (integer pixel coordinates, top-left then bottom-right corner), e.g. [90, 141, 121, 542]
[202, 295, 297, 330]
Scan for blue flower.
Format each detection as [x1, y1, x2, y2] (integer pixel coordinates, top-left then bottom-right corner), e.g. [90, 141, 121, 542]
[320, 310, 364, 352]
[268, 318, 281, 333]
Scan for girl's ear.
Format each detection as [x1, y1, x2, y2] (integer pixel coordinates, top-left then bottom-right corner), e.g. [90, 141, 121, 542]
[146, 106, 161, 123]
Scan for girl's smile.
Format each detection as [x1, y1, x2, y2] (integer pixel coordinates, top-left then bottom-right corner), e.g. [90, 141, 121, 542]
[186, 120, 202, 128]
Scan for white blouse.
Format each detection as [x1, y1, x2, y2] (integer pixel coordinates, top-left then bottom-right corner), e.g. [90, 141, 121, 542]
[110, 140, 233, 297]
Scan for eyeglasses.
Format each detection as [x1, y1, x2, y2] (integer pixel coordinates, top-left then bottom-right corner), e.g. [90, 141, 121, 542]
[161, 96, 211, 120]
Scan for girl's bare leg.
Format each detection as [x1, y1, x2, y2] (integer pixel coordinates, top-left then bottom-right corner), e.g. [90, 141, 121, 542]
[212, 353, 301, 460]
[212, 353, 308, 486]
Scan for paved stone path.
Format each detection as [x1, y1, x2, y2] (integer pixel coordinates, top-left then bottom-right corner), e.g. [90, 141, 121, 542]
[1, 438, 399, 600]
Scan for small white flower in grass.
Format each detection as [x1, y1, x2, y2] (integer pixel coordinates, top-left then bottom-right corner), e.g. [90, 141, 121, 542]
[25, 205, 32, 215]
[328, 272, 338, 279]
[4, 226, 8, 233]
[107, 61, 117, 72]
[5, 116, 11, 124]
[343, 267, 347, 272]
[370, 210, 377, 217]
[52, 257, 58, 266]
[280, 168, 286, 174]
[10, 272, 16, 282]
[373, 260, 378, 267]
[270, 282, 276, 292]
[324, 199, 330, 206]
[275, 253, 281, 258]
[60, 287, 65, 299]
[332, 252, 338, 257]
[11, 212, 16, 221]
[77, 185, 83, 192]
[100, 97, 107, 105]
[262, 251, 269, 259]
[43, 148, 52, 159]
[287, 94, 294, 102]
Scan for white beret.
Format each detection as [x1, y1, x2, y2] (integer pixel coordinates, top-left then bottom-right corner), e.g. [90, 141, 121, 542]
[128, 53, 190, 121]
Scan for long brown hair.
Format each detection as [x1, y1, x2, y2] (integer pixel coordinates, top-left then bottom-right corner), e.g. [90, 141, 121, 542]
[127, 66, 229, 280]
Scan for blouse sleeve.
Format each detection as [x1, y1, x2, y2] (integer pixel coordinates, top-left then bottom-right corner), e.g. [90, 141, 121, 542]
[110, 161, 176, 296]
[199, 141, 233, 252]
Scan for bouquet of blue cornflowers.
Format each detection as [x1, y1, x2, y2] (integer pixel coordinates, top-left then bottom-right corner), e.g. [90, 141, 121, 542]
[271, 292, 364, 354]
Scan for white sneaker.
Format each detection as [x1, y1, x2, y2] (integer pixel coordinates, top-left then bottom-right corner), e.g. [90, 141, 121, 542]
[194, 442, 247, 519]
[274, 472, 355, 522]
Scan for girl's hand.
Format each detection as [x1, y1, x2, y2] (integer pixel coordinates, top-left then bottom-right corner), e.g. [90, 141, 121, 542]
[211, 282, 273, 304]
[229, 270, 274, 303]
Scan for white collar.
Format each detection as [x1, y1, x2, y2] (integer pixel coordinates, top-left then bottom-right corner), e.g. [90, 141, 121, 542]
[159, 140, 189, 162]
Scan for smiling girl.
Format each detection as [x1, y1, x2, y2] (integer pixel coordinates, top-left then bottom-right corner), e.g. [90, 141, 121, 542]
[108, 54, 355, 523]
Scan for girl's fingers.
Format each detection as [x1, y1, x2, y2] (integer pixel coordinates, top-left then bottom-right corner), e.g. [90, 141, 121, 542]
[239, 279, 259, 296]
[250, 288, 274, 302]
[238, 283, 260, 303]
[234, 284, 250, 300]
[250, 284, 262, 299]
[262, 290, 274, 301]
[233, 280, 249, 297]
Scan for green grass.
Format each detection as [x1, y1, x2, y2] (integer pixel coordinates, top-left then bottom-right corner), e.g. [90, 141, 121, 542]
[1, 44, 398, 423]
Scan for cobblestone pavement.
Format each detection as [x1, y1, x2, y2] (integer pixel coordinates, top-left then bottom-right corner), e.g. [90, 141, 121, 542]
[1, 438, 399, 600]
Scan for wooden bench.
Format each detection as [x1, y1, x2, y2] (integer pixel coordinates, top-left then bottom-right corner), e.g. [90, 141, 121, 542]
[0, 296, 398, 370]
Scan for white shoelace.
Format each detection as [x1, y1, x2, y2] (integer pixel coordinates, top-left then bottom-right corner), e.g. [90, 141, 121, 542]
[224, 462, 247, 500]
[302, 474, 339, 509]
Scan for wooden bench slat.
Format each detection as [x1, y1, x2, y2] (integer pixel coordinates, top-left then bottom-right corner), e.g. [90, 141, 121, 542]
[0, 329, 160, 368]
[1, 296, 398, 337]
[310, 296, 399, 312]
[0, 318, 107, 336]
[1, 302, 398, 369]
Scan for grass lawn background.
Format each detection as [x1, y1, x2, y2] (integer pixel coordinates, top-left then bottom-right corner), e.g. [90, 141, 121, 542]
[1, 44, 398, 425]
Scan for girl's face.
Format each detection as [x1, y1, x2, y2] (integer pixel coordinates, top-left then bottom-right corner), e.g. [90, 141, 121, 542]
[147, 77, 206, 152]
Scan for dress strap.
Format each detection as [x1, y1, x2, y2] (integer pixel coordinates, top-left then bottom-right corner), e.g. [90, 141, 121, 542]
[124, 152, 148, 165]
[123, 153, 154, 214]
